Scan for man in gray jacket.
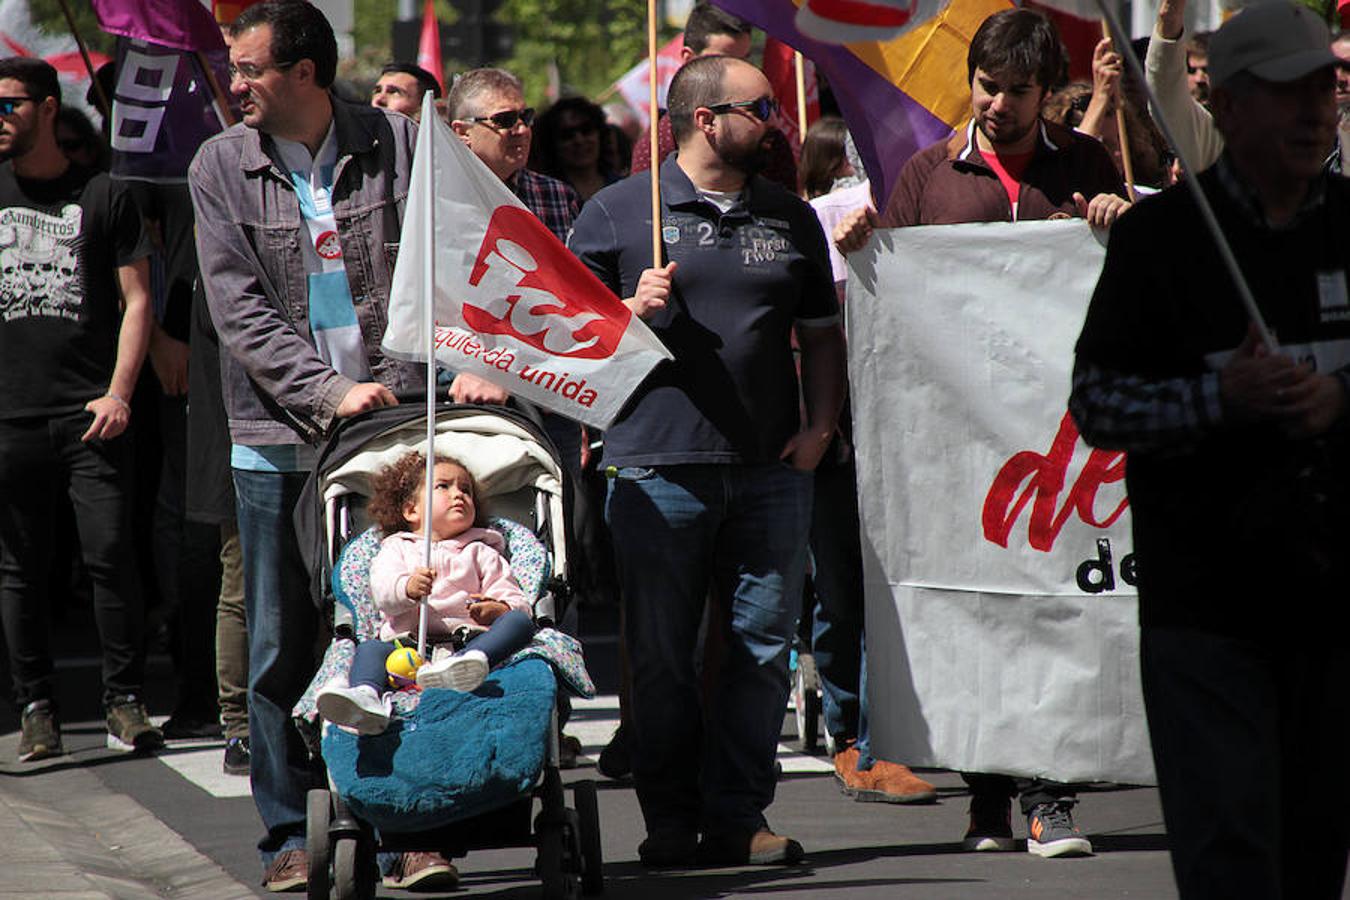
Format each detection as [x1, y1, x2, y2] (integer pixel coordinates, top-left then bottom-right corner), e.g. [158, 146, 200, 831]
[188, 0, 426, 891]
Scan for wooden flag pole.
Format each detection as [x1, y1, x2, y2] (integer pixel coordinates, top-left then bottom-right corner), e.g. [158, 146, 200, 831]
[647, 0, 662, 268]
[56, 0, 109, 119]
[793, 51, 808, 142]
[196, 52, 237, 128]
[1100, 21, 1137, 202]
[794, 51, 809, 196]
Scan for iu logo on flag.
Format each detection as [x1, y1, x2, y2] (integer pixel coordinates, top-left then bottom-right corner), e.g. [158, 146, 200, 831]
[463, 206, 631, 360]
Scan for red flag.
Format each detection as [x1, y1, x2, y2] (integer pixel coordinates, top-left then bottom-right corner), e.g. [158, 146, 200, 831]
[1022, 0, 1102, 82]
[762, 37, 820, 159]
[612, 35, 685, 128]
[212, 0, 265, 27]
[417, 0, 444, 94]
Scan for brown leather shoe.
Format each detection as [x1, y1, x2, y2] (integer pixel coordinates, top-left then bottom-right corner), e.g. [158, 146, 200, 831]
[698, 828, 805, 866]
[383, 851, 459, 891]
[835, 755, 938, 804]
[261, 848, 307, 893]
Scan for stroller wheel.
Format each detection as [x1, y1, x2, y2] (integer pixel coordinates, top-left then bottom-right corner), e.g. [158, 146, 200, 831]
[306, 789, 332, 899]
[572, 781, 604, 895]
[332, 833, 376, 900]
[538, 819, 580, 900]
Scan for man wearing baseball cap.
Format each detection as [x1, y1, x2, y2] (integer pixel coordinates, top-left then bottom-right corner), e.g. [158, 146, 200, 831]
[1070, 3, 1350, 898]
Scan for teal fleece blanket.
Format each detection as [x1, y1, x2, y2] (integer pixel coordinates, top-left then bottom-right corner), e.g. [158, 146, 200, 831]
[322, 657, 556, 832]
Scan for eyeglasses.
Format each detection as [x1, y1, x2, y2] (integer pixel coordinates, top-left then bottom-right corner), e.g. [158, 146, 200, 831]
[558, 123, 598, 141]
[227, 60, 297, 82]
[0, 96, 33, 116]
[465, 107, 535, 131]
[706, 96, 779, 122]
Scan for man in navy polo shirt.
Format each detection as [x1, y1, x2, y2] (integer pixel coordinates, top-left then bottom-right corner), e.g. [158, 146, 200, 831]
[569, 54, 846, 868]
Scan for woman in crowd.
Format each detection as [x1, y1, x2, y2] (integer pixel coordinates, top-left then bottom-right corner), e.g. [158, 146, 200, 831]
[533, 96, 618, 202]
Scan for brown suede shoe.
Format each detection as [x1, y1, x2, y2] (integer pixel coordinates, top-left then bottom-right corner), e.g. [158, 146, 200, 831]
[832, 743, 861, 781]
[261, 849, 307, 893]
[383, 851, 459, 891]
[835, 755, 938, 804]
[698, 828, 805, 866]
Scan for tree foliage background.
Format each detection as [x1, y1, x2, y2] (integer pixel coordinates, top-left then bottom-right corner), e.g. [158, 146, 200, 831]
[354, 0, 665, 106]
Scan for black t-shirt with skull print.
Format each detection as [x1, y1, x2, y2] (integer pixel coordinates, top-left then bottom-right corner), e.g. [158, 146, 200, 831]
[0, 161, 150, 418]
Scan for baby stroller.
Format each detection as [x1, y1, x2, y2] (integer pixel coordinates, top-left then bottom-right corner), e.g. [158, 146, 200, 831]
[291, 402, 604, 900]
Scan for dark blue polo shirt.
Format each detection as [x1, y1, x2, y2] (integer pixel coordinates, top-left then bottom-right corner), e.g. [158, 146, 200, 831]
[568, 155, 839, 467]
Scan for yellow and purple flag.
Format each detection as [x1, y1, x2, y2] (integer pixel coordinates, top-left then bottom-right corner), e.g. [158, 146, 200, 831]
[716, 0, 1011, 208]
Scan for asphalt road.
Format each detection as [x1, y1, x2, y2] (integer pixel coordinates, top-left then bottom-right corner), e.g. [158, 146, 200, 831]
[0, 601, 1320, 900]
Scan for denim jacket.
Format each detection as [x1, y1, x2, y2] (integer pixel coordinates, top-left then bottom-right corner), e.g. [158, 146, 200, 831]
[188, 98, 425, 446]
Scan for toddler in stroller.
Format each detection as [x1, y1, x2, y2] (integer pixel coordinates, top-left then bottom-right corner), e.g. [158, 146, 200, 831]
[316, 451, 536, 734]
[294, 404, 602, 899]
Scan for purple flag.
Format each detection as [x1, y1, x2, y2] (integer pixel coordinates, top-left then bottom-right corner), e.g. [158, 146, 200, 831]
[110, 39, 232, 183]
[90, 0, 225, 54]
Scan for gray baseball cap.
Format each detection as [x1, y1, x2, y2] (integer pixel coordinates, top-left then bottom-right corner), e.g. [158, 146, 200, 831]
[1209, 1, 1337, 88]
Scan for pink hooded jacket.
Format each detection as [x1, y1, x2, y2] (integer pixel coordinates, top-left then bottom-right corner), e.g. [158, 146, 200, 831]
[368, 527, 529, 642]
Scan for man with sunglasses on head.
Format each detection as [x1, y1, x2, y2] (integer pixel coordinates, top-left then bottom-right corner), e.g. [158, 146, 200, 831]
[187, 1, 438, 892]
[569, 54, 846, 869]
[0, 56, 160, 764]
[834, 8, 1128, 861]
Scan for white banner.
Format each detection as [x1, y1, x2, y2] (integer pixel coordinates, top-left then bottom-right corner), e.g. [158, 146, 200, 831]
[848, 219, 1154, 786]
[383, 103, 672, 430]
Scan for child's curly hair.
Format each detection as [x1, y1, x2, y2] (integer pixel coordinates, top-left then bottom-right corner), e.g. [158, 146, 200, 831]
[366, 451, 484, 536]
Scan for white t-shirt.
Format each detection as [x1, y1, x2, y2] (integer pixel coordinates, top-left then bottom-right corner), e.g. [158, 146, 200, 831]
[810, 180, 873, 285]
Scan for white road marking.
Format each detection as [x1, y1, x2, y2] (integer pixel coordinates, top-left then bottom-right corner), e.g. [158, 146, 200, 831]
[156, 694, 832, 796]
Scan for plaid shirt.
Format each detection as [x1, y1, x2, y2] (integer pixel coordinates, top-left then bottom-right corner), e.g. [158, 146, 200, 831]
[510, 168, 580, 243]
[1069, 364, 1224, 455]
[1070, 158, 1339, 456]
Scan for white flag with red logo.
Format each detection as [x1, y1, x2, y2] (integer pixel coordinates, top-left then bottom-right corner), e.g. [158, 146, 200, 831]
[848, 220, 1154, 786]
[383, 102, 672, 430]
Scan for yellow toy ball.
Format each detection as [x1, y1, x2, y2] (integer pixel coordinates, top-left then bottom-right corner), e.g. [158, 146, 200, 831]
[386, 643, 424, 689]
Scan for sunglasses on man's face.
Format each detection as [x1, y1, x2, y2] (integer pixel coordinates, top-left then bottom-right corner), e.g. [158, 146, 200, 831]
[0, 97, 33, 116]
[706, 96, 779, 122]
[467, 107, 536, 131]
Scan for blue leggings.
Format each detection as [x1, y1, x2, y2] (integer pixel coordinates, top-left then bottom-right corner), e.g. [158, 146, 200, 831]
[349, 610, 536, 692]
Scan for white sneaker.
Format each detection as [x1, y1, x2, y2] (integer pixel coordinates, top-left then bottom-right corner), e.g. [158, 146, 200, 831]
[316, 681, 392, 735]
[416, 649, 489, 692]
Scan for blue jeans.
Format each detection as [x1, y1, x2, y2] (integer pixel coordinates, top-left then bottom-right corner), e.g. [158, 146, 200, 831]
[809, 456, 872, 768]
[348, 610, 536, 689]
[606, 463, 812, 836]
[233, 469, 325, 859]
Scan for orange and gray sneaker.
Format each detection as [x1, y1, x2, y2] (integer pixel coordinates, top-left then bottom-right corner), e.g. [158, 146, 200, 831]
[833, 746, 938, 804]
[1026, 800, 1093, 858]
